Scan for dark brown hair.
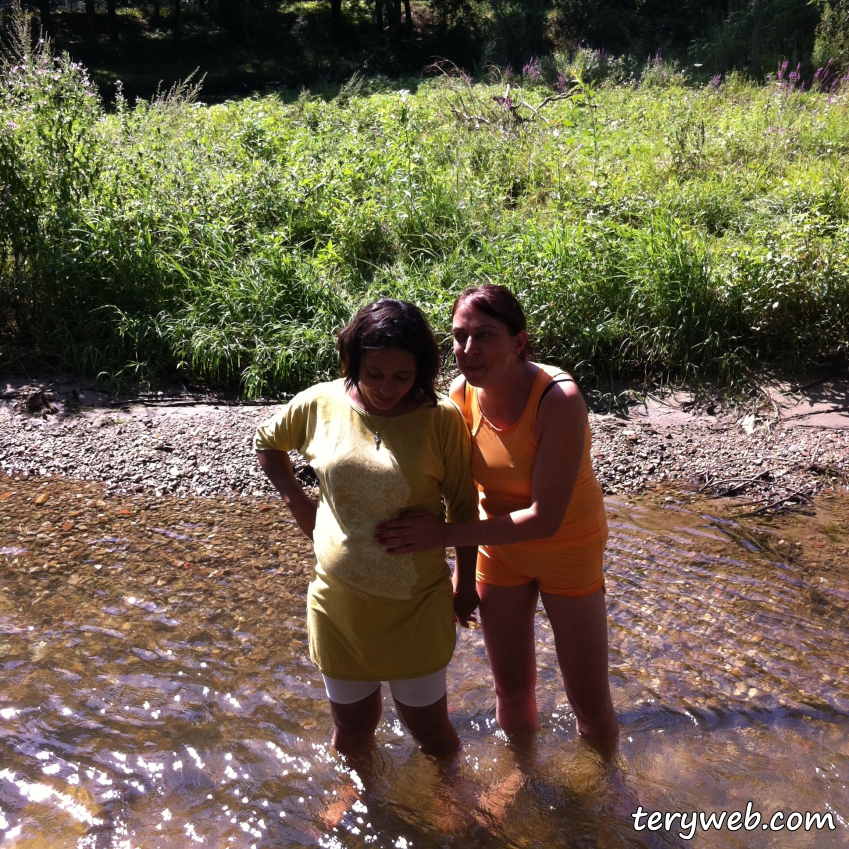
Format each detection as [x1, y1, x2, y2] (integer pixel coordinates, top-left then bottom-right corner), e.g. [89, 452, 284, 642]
[337, 298, 440, 404]
[452, 284, 534, 361]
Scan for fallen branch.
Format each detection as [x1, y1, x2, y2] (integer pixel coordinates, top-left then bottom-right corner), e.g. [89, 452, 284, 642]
[516, 92, 574, 125]
[449, 106, 495, 127]
[699, 472, 773, 493]
[740, 488, 815, 516]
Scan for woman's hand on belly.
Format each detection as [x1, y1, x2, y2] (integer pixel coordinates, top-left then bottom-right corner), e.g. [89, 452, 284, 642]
[375, 511, 447, 554]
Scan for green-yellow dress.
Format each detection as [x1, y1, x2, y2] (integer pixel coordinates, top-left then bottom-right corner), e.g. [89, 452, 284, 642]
[253, 379, 479, 681]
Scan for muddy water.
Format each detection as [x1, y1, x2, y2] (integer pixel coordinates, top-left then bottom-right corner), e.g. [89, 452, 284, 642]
[1, 474, 847, 848]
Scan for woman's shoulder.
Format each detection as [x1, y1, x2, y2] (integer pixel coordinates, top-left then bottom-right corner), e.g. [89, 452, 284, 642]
[527, 363, 584, 428]
[429, 393, 470, 428]
[532, 362, 573, 381]
[282, 379, 347, 415]
[434, 392, 463, 414]
[447, 374, 471, 408]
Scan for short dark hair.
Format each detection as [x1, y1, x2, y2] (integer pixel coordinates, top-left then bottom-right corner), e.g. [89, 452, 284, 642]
[337, 299, 440, 404]
[453, 285, 534, 361]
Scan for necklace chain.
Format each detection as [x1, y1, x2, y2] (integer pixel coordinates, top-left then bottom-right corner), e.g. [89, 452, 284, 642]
[351, 387, 390, 450]
[358, 410, 382, 450]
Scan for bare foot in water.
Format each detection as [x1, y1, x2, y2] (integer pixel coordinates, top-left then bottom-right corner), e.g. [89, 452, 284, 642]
[320, 783, 360, 829]
[475, 768, 525, 828]
[430, 789, 480, 834]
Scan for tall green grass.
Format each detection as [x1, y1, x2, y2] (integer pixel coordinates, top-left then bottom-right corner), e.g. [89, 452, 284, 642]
[1, 23, 848, 396]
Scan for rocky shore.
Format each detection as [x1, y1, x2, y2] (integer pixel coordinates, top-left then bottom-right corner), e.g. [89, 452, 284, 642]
[2, 374, 848, 513]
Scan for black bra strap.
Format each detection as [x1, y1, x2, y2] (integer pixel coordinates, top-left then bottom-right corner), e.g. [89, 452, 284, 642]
[538, 376, 573, 408]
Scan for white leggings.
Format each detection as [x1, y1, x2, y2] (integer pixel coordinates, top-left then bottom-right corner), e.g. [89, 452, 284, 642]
[322, 667, 447, 708]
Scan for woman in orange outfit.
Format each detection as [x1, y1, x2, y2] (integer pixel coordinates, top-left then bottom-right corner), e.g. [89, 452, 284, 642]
[377, 285, 618, 747]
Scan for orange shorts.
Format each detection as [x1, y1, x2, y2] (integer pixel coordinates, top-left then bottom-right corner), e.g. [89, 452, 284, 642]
[476, 537, 606, 597]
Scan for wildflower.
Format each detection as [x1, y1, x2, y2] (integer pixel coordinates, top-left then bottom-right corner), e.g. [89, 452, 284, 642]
[813, 60, 841, 93]
[788, 62, 802, 90]
[522, 57, 541, 81]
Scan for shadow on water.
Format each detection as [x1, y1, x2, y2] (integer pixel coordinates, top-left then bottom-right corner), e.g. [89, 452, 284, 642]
[1, 474, 848, 847]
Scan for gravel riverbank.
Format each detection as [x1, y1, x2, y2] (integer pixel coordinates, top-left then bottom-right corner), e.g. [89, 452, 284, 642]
[2, 375, 848, 513]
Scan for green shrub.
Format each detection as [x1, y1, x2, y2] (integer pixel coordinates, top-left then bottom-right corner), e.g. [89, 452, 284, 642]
[813, 0, 849, 78]
[1, 19, 848, 396]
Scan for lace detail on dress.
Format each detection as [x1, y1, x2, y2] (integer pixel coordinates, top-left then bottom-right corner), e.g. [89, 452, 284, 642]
[317, 424, 418, 600]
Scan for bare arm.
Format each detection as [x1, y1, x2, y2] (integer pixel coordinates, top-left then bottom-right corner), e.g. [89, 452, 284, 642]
[376, 381, 587, 553]
[256, 450, 317, 540]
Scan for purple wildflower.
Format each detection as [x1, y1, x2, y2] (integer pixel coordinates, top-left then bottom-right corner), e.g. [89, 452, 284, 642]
[788, 62, 802, 89]
[813, 59, 842, 93]
[522, 57, 541, 81]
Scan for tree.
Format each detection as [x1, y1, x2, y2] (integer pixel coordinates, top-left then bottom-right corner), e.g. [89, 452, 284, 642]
[106, 0, 118, 42]
[38, 0, 51, 37]
[219, 0, 245, 41]
[85, 0, 95, 38]
[813, 0, 849, 74]
[373, 0, 412, 31]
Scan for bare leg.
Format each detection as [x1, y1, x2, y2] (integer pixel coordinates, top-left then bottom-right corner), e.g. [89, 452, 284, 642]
[393, 694, 460, 759]
[477, 581, 540, 734]
[329, 687, 383, 757]
[540, 588, 618, 751]
[322, 695, 381, 830]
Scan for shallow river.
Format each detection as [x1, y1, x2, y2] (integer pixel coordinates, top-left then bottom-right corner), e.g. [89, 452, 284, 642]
[1, 475, 847, 848]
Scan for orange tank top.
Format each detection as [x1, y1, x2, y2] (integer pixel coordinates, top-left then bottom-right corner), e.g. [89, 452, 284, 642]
[450, 364, 608, 558]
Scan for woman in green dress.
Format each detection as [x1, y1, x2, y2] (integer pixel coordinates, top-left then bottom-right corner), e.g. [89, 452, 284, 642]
[254, 298, 479, 759]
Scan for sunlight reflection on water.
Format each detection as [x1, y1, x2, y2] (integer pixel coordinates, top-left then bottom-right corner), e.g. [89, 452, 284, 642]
[1, 477, 848, 848]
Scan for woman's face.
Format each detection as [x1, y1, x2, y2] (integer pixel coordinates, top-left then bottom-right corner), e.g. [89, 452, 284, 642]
[356, 348, 418, 414]
[452, 302, 527, 386]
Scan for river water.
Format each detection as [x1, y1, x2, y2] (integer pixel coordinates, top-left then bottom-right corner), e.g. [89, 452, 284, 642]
[1, 474, 847, 848]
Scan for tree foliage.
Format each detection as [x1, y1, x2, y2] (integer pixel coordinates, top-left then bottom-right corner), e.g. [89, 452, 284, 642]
[10, 0, 839, 90]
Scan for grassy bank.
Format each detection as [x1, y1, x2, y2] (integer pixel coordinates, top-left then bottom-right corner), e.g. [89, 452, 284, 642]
[1, 31, 848, 397]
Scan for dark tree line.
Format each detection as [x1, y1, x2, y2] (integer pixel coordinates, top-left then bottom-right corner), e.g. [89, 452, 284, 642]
[18, 0, 842, 78]
[31, 0, 418, 42]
